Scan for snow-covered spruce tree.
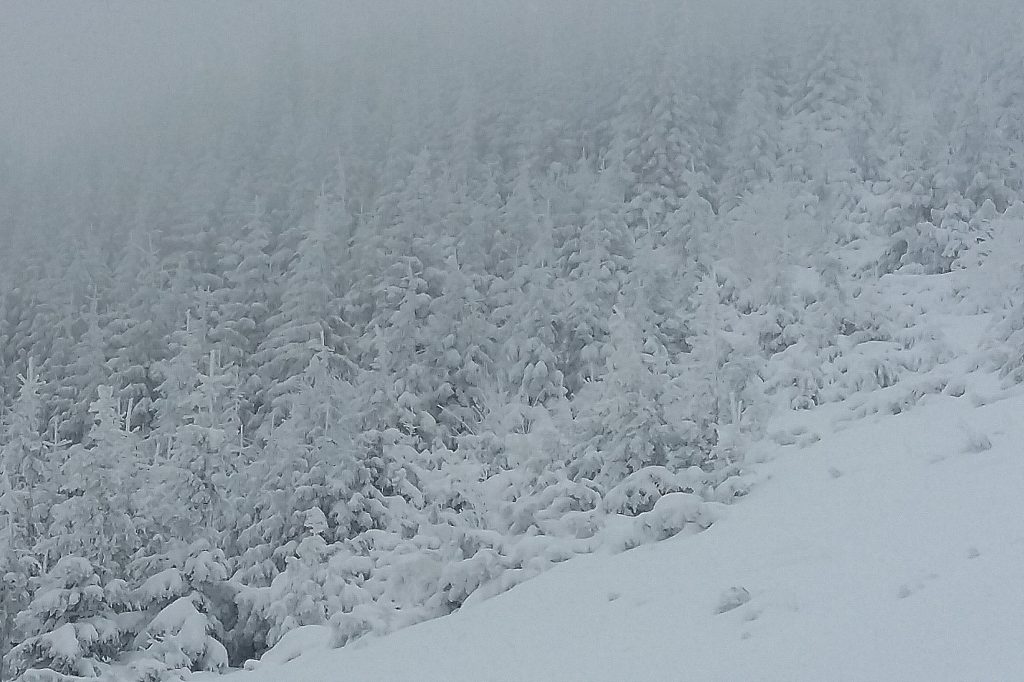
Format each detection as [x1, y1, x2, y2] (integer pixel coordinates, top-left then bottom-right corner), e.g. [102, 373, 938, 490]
[462, 169, 515, 281]
[1, 443, 34, 682]
[239, 419, 443, 653]
[44, 386, 143, 578]
[323, 428, 495, 648]
[50, 295, 111, 445]
[235, 337, 360, 571]
[237, 509, 333, 651]
[938, 46, 1019, 211]
[680, 271, 764, 461]
[886, 41, 1017, 275]
[233, 339, 369, 652]
[718, 57, 787, 214]
[354, 150, 455, 446]
[635, 199, 702, 358]
[787, 28, 883, 188]
[129, 540, 231, 676]
[152, 309, 243, 540]
[152, 308, 211, 441]
[8, 275, 63, 421]
[252, 189, 348, 435]
[496, 264, 567, 412]
[156, 150, 231, 311]
[491, 165, 567, 410]
[1, 543, 30, 682]
[873, 95, 946, 272]
[211, 196, 278, 429]
[570, 305, 687, 489]
[618, 55, 720, 234]
[419, 256, 497, 448]
[0, 359, 51, 570]
[8, 556, 132, 681]
[0, 283, 31, 399]
[0, 287, 13, 407]
[33, 228, 111, 447]
[552, 145, 633, 396]
[105, 230, 169, 432]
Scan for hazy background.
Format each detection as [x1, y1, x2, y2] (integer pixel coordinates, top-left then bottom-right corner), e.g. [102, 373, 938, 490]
[0, 0, 810, 160]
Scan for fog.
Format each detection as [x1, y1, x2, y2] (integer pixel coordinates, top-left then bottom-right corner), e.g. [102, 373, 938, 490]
[1, 0, 1002, 156]
[0, 0, 801, 158]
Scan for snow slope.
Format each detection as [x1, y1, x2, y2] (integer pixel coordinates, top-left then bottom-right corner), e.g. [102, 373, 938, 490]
[201, 272, 1024, 681]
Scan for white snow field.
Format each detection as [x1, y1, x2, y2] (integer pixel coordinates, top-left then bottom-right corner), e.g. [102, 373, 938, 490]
[203, 269, 1024, 681]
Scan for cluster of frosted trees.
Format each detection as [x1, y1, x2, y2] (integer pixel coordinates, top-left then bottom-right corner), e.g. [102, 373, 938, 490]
[3, 4, 1024, 679]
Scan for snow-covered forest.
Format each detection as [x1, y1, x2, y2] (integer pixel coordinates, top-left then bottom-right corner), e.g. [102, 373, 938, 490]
[3, 1, 1024, 679]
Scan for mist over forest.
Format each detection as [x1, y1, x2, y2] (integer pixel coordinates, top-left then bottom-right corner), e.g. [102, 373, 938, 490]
[3, 2, 1024, 679]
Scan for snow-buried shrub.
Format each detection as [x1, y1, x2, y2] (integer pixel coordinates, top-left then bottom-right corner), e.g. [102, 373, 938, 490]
[601, 493, 723, 553]
[317, 464, 740, 650]
[602, 466, 706, 516]
[502, 472, 603, 538]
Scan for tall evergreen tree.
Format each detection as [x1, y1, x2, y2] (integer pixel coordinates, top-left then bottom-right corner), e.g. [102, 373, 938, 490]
[253, 190, 347, 433]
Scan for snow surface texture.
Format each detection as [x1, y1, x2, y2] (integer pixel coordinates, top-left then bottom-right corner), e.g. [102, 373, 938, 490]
[202, 270, 1024, 681]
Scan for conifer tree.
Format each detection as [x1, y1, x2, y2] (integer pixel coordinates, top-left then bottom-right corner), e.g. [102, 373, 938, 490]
[106, 231, 169, 431]
[212, 196, 277, 429]
[45, 386, 142, 575]
[50, 295, 111, 444]
[9, 556, 132, 680]
[571, 306, 682, 488]
[554, 147, 632, 395]
[253, 190, 347, 433]
[131, 541, 231, 675]
[233, 338, 360, 587]
[0, 360, 51, 567]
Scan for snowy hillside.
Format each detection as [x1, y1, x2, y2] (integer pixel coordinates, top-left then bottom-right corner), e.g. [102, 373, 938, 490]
[208, 267, 1024, 681]
[4, 1, 1024, 680]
